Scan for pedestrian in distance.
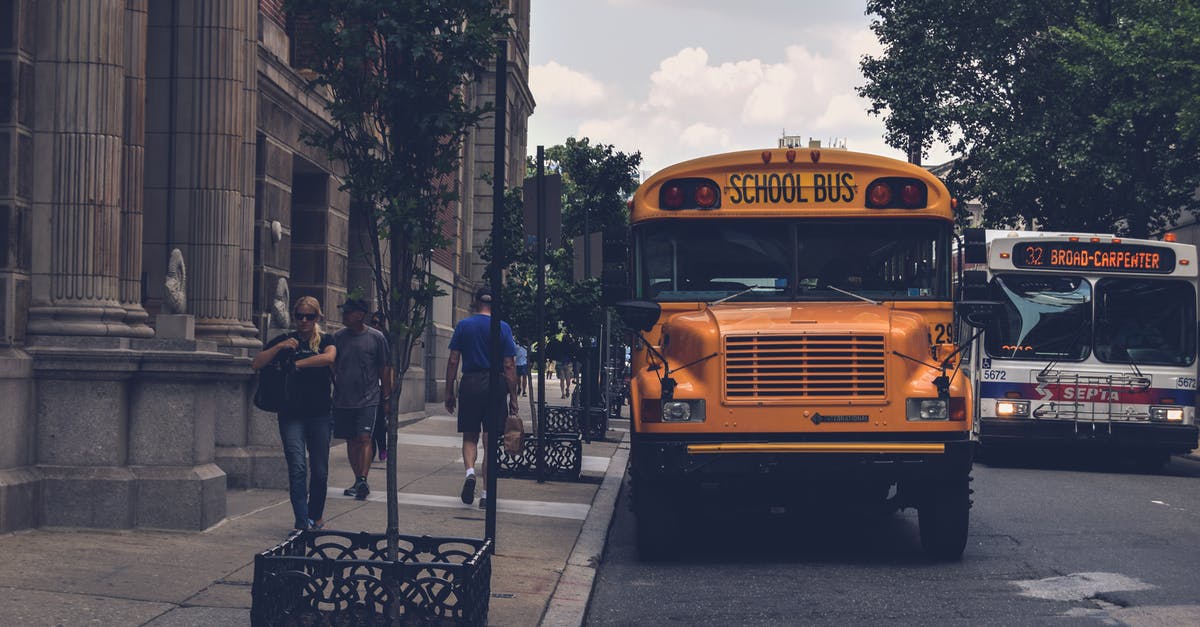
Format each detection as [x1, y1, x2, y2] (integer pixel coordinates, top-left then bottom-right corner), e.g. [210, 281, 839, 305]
[548, 336, 572, 399]
[444, 286, 519, 509]
[251, 296, 337, 532]
[515, 340, 530, 397]
[332, 298, 392, 501]
[369, 310, 389, 463]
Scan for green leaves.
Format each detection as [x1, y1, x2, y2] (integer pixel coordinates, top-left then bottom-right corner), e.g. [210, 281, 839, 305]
[287, 0, 511, 375]
[861, 0, 1200, 236]
[488, 138, 641, 346]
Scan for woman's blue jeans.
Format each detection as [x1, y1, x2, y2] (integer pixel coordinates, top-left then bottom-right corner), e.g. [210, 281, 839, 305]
[277, 411, 332, 529]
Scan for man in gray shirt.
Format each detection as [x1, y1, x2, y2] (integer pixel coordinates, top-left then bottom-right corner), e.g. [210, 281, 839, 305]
[333, 298, 392, 499]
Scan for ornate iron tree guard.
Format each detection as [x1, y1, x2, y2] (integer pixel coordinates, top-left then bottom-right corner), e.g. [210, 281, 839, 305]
[251, 530, 492, 626]
[542, 405, 609, 442]
[495, 432, 583, 480]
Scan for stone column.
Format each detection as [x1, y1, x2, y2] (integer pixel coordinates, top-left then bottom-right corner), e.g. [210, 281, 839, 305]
[235, 0, 259, 343]
[26, 0, 132, 338]
[171, 0, 258, 350]
[25, 0, 236, 532]
[120, 0, 153, 338]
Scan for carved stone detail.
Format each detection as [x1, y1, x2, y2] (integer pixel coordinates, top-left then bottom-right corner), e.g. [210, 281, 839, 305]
[164, 248, 187, 315]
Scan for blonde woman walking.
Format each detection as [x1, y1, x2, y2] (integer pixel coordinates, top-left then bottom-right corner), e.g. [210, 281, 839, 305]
[252, 296, 336, 532]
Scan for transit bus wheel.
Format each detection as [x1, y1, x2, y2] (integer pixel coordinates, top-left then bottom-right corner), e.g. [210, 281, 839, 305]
[917, 474, 972, 560]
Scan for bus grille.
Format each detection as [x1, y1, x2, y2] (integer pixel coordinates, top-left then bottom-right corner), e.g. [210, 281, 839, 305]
[724, 334, 887, 400]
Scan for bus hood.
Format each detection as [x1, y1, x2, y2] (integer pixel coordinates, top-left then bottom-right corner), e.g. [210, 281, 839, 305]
[661, 302, 930, 366]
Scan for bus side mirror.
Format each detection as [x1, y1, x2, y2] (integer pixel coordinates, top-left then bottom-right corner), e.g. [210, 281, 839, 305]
[601, 227, 631, 305]
[615, 300, 662, 332]
[957, 300, 999, 329]
[963, 228, 987, 264]
[957, 269, 997, 328]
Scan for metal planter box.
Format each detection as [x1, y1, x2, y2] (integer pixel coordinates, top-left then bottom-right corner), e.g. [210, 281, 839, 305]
[496, 432, 583, 480]
[251, 530, 491, 626]
[541, 405, 609, 441]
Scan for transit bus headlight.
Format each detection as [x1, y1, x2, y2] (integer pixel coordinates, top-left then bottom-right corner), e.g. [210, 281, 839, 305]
[995, 400, 1030, 418]
[1149, 406, 1184, 422]
[662, 400, 705, 422]
[906, 398, 948, 421]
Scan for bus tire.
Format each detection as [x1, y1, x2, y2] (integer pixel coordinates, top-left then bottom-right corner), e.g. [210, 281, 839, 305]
[634, 480, 679, 561]
[918, 474, 971, 561]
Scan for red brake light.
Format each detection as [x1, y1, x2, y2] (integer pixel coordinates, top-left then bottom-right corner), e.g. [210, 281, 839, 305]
[662, 184, 685, 209]
[866, 177, 927, 208]
[658, 178, 721, 210]
[900, 183, 923, 207]
[867, 182, 893, 207]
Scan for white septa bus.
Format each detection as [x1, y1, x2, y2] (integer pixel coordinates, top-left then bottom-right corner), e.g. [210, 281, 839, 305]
[963, 229, 1199, 464]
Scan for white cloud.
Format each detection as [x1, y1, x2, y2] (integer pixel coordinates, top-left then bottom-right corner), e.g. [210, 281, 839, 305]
[679, 123, 732, 150]
[530, 61, 606, 108]
[528, 7, 950, 174]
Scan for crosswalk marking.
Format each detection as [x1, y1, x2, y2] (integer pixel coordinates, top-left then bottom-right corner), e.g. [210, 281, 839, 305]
[328, 488, 590, 520]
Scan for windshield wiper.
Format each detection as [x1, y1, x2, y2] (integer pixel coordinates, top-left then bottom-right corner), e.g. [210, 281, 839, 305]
[1037, 325, 1089, 378]
[708, 286, 757, 306]
[828, 285, 880, 305]
[1113, 341, 1145, 379]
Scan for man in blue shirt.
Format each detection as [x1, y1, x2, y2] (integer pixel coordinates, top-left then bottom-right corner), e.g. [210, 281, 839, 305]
[515, 341, 530, 397]
[444, 287, 519, 508]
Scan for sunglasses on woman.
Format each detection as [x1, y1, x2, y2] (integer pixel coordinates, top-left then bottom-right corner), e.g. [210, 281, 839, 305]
[294, 313, 318, 321]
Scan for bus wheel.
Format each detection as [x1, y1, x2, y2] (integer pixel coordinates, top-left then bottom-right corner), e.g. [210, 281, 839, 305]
[918, 475, 971, 561]
[634, 480, 680, 561]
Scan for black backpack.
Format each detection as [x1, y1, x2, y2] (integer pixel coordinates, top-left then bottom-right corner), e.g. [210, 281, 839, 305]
[253, 337, 296, 412]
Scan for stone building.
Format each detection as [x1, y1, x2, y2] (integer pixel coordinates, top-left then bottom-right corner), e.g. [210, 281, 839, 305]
[0, 0, 532, 533]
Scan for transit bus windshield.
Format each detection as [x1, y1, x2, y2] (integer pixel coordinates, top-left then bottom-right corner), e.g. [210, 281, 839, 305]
[984, 275, 1092, 360]
[636, 219, 950, 302]
[1094, 278, 1196, 366]
[984, 274, 1197, 366]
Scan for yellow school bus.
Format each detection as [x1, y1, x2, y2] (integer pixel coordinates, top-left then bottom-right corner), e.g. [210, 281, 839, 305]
[610, 147, 974, 560]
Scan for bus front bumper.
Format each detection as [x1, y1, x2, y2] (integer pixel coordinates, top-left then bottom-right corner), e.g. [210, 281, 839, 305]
[980, 418, 1199, 453]
[630, 432, 974, 482]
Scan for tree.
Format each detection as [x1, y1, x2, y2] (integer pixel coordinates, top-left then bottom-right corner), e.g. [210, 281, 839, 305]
[285, 0, 510, 557]
[493, 139, 641, 347]
[542, 138, 641, 338]
[859, 0, 1200, 236]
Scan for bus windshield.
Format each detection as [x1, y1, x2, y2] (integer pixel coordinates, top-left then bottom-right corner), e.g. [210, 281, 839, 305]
[636, 220, 950, 302]
[985, 275, 1092, 360]
[1094, 278, 1196, 366]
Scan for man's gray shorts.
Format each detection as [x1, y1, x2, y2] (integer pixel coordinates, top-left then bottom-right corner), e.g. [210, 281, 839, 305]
[333, 406, 377, 440]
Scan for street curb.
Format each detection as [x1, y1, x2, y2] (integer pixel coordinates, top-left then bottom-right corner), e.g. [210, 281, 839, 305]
[538, 432, 630, 627]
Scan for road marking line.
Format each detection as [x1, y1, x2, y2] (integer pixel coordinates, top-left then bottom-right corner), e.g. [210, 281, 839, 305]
[328, 489, 590, 520]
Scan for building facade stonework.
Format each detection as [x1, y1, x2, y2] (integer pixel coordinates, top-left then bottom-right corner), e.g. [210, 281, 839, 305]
[0, 0, 532, 533]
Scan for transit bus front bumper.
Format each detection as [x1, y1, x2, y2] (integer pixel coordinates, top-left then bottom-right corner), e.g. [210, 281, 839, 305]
[980, 418, 1199, 453]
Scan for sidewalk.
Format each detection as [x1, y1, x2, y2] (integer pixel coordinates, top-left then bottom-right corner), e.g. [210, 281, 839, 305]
[0, 387, 628, 626]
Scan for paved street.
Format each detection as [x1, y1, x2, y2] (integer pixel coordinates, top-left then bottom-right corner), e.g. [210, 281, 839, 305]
[0, 385, 626, 626]
[588, 452, 1200, 625]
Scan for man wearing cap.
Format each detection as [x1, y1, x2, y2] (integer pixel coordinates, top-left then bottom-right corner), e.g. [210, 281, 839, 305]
[444, 287, 519, 508]
[333, 297, 392, 500]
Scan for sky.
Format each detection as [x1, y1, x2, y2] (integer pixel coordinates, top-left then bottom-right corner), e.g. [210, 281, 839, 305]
[527, 0, 953, 178]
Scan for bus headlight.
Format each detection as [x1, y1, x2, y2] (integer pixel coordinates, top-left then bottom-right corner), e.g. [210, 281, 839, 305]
[662, 399, 705, 422]
[995, 400, 1030, 418]
[1149, 406, 1184, 422]
[906, 398, 947, 421]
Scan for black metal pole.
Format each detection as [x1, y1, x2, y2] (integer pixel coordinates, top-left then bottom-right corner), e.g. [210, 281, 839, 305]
[486, 41, 507, 547]
[582, 207, 592, 443]
[536, 146, 547, 484]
